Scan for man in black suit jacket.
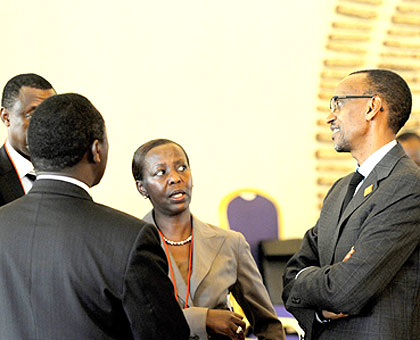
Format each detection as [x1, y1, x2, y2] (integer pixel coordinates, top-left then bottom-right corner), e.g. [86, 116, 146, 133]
[0, 73, 56, 206]
[0, 93, 190, 339]
[283, 70, 420, 339]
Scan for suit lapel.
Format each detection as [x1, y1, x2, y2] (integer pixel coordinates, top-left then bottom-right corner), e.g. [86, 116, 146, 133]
[338, 176, 377, 225]
[163, 245, 190, 307]
[142, 212, 226, 308]
[158, 217, 226, 309]
[142, 212, 188, 303]
[189, 217, 225, 304]
[322, 175, 351, 265]
[328, 144, 405, 264]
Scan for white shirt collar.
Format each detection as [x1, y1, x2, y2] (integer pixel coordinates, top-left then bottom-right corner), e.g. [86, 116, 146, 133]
[5, 139, 33, 179]
[36, 174, 91, 194]
[357, 140, 397, 179]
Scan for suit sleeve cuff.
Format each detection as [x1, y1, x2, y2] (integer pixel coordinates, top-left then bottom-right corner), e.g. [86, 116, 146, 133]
[315, 311, 331, 324]
[183, 306, 209, 339]
[295, 266, 313, 280]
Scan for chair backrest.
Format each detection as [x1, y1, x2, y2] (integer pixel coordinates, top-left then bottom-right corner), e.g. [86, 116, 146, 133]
[219, 188, 281, 268]
[259, 238, 302, 304]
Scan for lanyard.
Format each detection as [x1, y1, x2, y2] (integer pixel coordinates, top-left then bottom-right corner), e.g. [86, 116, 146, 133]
[156, 227, 193, 309]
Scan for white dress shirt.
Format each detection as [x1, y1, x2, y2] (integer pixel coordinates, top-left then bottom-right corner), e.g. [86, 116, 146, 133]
[36, 174, 91, 194]
[354, 140, 397, 195]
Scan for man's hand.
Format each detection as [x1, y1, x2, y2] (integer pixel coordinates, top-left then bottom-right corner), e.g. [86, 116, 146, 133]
[343, 246, 355, 262]
[320, 247, 355, 321]
[322, 310, 349, 320]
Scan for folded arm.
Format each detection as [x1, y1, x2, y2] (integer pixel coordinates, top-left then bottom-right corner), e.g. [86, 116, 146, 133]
[286, 191, 420, 315]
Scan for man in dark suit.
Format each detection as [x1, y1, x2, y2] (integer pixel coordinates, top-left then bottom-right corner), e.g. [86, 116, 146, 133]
[0, 73, 56, 206]
[283, 69, 420, 340]
[0, 93, 190, 339]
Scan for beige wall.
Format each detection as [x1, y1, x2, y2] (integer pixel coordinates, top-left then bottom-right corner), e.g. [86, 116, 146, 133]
[0, 1, 336, 239]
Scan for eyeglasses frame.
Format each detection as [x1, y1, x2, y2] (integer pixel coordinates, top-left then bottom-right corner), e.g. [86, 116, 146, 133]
[329, 95, 377, 113]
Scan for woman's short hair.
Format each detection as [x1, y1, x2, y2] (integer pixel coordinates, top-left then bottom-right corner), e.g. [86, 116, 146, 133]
[132, 139, 190, 181]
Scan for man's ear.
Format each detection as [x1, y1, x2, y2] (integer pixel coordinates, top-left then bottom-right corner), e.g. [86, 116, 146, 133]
[0, 107, 10, 127]
[90, 140, 101, 164]
[136, 180, 149, 198]
[366, 96, 383, 121]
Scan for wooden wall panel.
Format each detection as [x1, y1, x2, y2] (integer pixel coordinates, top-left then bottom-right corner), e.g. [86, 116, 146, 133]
[316, 0, 420, 209]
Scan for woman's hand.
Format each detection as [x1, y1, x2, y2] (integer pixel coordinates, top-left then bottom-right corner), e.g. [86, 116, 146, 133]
[206, 309, 246, 340]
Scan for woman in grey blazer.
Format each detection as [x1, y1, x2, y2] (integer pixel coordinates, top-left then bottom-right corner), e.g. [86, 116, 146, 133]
[132, 139, 285, 340]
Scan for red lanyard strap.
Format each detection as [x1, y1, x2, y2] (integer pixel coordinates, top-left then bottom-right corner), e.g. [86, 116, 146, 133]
[157, 227, 193, 309]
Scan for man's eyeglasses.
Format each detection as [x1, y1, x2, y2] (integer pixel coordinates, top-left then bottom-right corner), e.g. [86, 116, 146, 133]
[329, 95, 374, 113]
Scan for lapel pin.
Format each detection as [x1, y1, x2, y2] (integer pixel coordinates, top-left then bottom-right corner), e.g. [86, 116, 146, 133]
[364, 185, 373, 197]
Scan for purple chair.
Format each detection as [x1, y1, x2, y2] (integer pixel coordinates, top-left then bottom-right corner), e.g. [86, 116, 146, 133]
[220, 190, 304, 339]
[219, 189, 280, 269]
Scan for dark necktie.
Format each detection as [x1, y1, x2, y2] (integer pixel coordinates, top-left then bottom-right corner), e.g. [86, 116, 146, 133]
[340, 171, 364, 216]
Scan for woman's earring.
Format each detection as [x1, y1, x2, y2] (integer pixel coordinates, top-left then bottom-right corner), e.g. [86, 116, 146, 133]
[143, 194, 149, 199]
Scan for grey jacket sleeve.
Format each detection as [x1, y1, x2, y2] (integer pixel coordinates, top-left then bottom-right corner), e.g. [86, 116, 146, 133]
[231, 233, 285, 340]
